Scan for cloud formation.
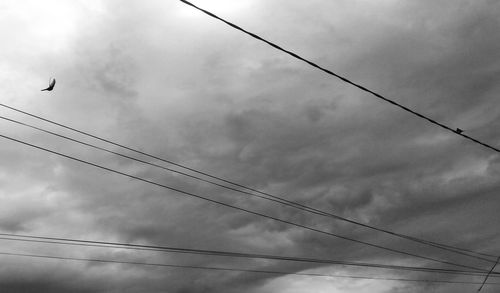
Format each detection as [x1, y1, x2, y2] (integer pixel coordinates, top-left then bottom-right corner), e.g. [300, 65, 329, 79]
[1, 0, 500, 292]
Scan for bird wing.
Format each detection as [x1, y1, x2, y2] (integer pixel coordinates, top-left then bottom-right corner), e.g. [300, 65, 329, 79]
[49, 78, 56, 88]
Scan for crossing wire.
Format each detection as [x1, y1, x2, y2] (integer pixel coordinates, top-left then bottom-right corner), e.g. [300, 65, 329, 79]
[477, 256, 500, 292]
[0, 132, 491, 273]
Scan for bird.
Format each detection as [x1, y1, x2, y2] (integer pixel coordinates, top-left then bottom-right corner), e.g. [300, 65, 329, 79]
[41, 78, 56, 91]
[456, 128, 463, 134]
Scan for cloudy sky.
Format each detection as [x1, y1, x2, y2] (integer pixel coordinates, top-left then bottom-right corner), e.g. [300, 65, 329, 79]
[1, 0, 500, 292]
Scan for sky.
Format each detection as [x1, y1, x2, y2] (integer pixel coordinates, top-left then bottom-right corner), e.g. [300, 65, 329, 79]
[1, 0, 500, 292]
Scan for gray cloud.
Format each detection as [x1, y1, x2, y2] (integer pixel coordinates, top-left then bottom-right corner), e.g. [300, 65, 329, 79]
[1, 0, 500, 292]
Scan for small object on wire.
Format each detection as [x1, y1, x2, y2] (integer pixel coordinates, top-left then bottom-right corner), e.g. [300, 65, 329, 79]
[456, 128, 464, 134]
[41, 78, 56, 91]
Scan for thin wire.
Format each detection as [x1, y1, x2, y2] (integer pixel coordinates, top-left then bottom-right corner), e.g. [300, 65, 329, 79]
[1, 115, 495, 264]
[0, 107, 495, 261]
[178, 0, 500, 155]
[478, 256, 500, 291]
[0, 132, 490, 273]
[2, 251, 499, 285]
[0, 235, 498, 278]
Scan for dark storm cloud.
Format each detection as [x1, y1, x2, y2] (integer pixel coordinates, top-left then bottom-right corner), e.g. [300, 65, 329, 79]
[1, 0, 500, 292]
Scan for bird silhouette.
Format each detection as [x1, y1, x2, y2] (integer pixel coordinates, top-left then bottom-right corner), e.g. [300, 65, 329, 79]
[41, 78, 56, 91]
[456, 128, 463, 134]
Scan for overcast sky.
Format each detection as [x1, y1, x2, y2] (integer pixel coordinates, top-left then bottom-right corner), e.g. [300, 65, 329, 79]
[1, 0, 500, 292]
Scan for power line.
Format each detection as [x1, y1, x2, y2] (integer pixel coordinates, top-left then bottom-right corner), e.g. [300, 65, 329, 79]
[477, 256, 500, 292]
[178, 0, 500, 155]
[0, 234, 498, 278]
[1, 250, 498, 285]
[1, 115, 495, 264]
[0, 106, 495, 262]
[0, 132, 489, 273]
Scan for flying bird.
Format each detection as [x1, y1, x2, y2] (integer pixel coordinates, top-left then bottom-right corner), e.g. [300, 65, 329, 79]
[41, 78, 56, 91]
[456, 128, 464, 134]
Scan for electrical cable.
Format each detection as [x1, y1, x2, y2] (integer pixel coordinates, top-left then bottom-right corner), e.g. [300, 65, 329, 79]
[178, 0, 500, 154]
[1, 250, 499, 285]
[0, 106, 495, 262]
[0, 132, 490, 273]
[477, 256, 500, 291]
[0, 235, 498, 278]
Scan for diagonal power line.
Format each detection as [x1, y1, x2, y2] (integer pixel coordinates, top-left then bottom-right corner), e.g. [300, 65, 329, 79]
[1, 250, 500, 285]
[0, 132, 490, 273]
[0, 234, 499, 278]
[178, 0, 500, 154]
[0, 105, 496, 262]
